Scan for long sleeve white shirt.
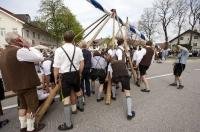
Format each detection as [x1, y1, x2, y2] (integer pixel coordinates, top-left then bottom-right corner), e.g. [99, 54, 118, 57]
[116, 46, 124, 60]
[133, 48, 146, 66]
[17, 47, 44, 62]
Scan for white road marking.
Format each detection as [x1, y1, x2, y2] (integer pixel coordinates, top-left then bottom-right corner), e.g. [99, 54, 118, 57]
[194, 69, 200, 71]
[2, 104, 18, 110]
[2, 95, 60, 110]
[147, 73, 173, 80]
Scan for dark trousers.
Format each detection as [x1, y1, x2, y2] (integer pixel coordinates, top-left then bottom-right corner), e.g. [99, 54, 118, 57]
[81, 68, 91, 96]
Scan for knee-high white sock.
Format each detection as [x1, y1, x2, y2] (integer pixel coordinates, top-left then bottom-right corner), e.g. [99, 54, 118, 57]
[27, 118, 35, 131]
[71, 104, 77, 112]
[64, 105, 72, 127]
[126, 97, 132, 116]
[19, 116, 27, 129]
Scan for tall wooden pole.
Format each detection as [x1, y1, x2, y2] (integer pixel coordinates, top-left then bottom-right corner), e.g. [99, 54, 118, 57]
[116, 17, 137, 82]
[35, 84, 60, 123]
[87, 15, 111, 47]
[105, 10, 116, 105]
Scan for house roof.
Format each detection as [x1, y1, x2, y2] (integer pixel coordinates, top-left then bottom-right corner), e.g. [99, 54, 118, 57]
[0, 6, 25, 24]
[14, 14, 31, 23]
[0, 6, 50, 35]
[169, 30, 200, 43]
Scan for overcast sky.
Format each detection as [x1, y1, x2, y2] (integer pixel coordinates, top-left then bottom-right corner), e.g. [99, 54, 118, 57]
[0, 0, 169, 42]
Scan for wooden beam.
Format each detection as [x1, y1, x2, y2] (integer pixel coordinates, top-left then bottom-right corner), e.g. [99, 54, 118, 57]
[35, 84, 60, 123]
[105, 11, 116, 105]
[116, 16, 137, 82]
[0, 102, 3, 115]
[87, 15, 112, 47]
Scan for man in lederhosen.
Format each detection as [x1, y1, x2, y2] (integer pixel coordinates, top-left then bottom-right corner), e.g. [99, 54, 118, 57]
[111, 38, 135, 120]
[138, 41, 154, 93]
[169, 45, 189, 89]
[53, 30, 84, 131]
[0, 32, 45, 132]
[90, 51, 107, 102]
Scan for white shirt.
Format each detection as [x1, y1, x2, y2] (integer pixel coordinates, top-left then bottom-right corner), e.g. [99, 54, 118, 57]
[108, 49, 115, 57]
[115, 46, 124, 60]
[17, 47, 44, 62]
[53, 43, 84, 73]
[133, 48, 146, 65]
[40, 60, 52, 75]
[91, 56, 107, 69]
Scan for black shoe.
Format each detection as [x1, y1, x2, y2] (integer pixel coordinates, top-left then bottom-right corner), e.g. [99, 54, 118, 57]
[20, 128, 27, 132]
[27, 123, 46, 132]
[135, 81, 140, 87]
[177, 85, 184, 89]
[169, 83, 177, 86]
[121, 89, 124, 92]
[91, 91, 95, 95]
[58, 123, 73, 131]
[97, 97, 104, 102]
[72, 110, 77, 114]
[127, 111, 136, 120]
[77, 106, 84, 112]
[111, 96, 116, 100]
[141, 89, 150, 92]
[0, 119, 9, 128]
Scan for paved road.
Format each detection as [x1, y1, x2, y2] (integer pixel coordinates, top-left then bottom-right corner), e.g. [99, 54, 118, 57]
[1, 59, 200, 132]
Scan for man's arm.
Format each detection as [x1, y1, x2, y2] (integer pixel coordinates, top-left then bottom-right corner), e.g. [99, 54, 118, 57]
[79, 60, 84, 77]
[54, 67, 59, 84]
[17, 47, 44, 62]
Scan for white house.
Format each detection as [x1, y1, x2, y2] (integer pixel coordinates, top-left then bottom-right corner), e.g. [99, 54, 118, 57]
[169, 30, 200, 50]
[0, 6, 56, 48]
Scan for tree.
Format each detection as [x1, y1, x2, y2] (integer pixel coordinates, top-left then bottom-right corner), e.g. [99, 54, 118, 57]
[138, 8, 157, 41]
[38, 0, 83, 46]
[154, 0, 176, 48]
[187, 0, 200, 46]
[174, 0, 188, 45]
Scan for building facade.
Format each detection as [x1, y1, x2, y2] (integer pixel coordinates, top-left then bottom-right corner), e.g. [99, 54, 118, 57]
[0, 7, 56, 48]
[169, 30, 200, 50]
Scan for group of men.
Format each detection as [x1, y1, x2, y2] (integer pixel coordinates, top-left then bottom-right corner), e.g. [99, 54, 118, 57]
[0, 30, 189, 132]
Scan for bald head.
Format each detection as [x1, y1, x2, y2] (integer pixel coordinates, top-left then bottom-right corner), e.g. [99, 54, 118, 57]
[5, 32, 20, 45]
[80, 40, 88, 49]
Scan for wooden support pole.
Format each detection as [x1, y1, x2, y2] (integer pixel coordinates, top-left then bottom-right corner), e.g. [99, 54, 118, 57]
[0, 102, 3, 115]
[105, 72, 112, 105]
[124, 18, 137, 82]
[116, 16, 137, 82]
[105, 10, 116, 105]
[74, 14, 108, 41]
[35, 84, 60, 123]
[83, 15, 108, 40]
[87, 14, 112, 47]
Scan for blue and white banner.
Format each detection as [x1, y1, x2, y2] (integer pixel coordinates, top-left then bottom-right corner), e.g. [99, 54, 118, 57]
[86, 0, 146, 40]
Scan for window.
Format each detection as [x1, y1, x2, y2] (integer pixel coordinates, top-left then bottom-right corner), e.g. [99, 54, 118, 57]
[26, 30, 29, 37]
[180, 36, 184, 40]
[33, 32, 35, 38]
[32, 40, 35, 45]
[38, 34, 40, 39]
[12, 28, 18, 34]
[0, 28, 6, 36]
[194, 36, 198, 39]
[193, 43, 197, 46]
